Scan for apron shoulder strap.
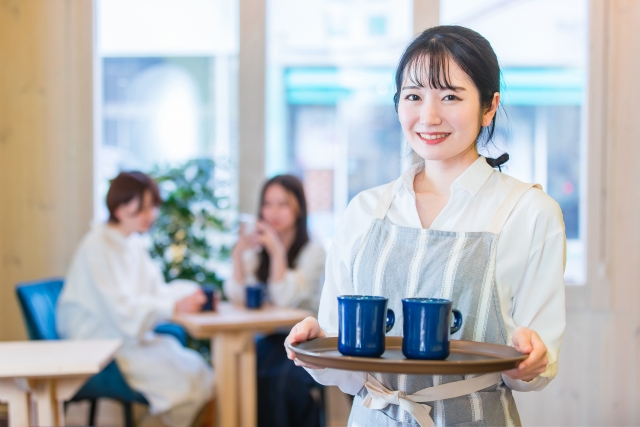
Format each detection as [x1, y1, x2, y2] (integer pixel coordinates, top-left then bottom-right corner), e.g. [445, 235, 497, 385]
[485, 182, 542, 234]
[372, 181, 397, 219]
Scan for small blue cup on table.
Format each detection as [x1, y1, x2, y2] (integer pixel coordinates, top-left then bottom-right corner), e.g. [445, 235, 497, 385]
[246, 284, 264, 309]
[402, 298, 463, 360]
[337, 295, 395, 357]
[201, 285, 216, 312]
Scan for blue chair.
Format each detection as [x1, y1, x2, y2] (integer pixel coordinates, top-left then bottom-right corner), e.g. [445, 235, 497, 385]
[15, 278, 188, 427]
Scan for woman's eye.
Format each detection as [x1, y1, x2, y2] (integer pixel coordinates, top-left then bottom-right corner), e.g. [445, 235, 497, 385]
[443, 94, 459, 101]
[405, 94, 420, 101]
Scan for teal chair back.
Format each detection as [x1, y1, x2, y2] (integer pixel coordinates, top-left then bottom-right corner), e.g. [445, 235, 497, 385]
[15, 278, 148, 427]
[15, 278, 63, 340]
[15, 277, 189, 427]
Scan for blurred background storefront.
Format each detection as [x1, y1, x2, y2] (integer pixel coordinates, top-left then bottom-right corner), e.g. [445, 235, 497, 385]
[1, 0, 639, 425]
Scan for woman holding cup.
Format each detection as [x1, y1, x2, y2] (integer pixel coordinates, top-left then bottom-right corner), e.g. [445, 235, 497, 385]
[285, 26, 566, 426]
[224, 174, 326, 427]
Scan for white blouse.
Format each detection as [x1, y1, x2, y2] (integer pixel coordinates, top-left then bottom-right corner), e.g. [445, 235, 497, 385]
[57, 224, 199, 343]
[57, 224, 214, 416]
[307, 156, 566, 394]
[223, 240, 327, 314]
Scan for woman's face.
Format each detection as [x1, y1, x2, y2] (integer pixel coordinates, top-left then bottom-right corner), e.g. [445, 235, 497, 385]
[115, 190, 158, 234]
[397, 57, 499, 162]
[260, 184, 299, 234]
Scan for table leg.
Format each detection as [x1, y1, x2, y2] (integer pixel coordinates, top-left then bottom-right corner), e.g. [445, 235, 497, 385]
[213, 333, 239, 427]
[54, 377, 89, 427]
[239, 333, 256, 427]
[0, 379, 31, 427]
[31, 379, 58, 426]
[212, 332, 257, 427]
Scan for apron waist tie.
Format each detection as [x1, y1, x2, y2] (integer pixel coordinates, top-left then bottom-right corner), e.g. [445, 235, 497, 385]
[362, 372, 502, 427]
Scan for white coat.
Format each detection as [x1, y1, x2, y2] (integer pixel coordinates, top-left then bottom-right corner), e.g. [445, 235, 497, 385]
[57, 224, 214, 427]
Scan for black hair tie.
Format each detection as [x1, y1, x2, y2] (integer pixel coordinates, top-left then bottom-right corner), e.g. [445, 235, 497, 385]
[485, 153, 509, 172]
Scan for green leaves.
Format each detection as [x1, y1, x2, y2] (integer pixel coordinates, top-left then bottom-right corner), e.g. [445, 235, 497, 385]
[148, 158, 233, 291]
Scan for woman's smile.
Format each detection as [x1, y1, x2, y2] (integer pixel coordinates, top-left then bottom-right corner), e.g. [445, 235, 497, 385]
[417, 132, 451, 144]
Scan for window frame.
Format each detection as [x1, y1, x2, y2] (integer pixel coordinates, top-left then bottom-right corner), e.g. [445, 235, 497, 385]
[567, 0, 610, 310]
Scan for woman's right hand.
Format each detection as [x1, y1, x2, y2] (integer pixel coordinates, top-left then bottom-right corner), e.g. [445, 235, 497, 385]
[174, 289, 207, 314]
[233, 224, 258, 255]
[231, 225, 258, 285]
[284, 317, 327, 369]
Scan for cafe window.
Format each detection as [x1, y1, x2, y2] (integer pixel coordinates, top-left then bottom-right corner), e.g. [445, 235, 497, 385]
[265, 0, 414, 248]
[95, 0, 238, 221]
[440, 0, 589, 284]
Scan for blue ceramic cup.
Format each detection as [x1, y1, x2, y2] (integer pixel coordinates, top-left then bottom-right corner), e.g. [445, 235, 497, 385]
[201, 285, 216, 312]
[402, 298, 463, 360]
[338, 295, 395, 357]
[246, 284, 264, 309]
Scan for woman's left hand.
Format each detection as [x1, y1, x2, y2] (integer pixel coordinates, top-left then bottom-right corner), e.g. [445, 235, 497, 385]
[255, 220, 286, 256]
[503, 326, 548, 382]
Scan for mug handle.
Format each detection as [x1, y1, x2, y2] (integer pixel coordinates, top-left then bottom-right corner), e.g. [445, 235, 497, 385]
[386, 308, 395, 333]
[450, 309, 463, 334]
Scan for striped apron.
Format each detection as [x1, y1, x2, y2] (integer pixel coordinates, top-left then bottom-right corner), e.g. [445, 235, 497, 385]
[347, 179, 540, 427]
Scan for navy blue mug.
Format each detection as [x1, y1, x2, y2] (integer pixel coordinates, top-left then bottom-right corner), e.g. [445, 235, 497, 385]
[402, 298, 463, 360]
[201, 285, 216, 312]
[338, 296, 395, 357]
[246, 284, 264, 309]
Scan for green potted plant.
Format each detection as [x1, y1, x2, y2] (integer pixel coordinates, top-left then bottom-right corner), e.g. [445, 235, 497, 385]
[148, 158, 233, 360]
[148, 158, 233, 291]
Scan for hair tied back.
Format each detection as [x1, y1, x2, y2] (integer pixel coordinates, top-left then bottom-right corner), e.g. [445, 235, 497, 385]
[485, 153, 509, 172]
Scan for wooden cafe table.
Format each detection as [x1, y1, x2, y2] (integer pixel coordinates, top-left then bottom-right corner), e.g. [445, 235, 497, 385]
[175, 302, 313, 427]
[0, 339, 121, 427]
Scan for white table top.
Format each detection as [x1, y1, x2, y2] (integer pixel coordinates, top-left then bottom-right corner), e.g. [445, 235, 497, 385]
[0, 339, 122, 379]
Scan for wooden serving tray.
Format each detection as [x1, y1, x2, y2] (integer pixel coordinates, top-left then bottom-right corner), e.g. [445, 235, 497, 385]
[288, 337, 526, 375]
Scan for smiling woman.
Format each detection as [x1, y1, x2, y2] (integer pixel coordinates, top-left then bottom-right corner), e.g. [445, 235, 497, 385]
[394, 26, 501, 163]
[285, 25, 566, 427]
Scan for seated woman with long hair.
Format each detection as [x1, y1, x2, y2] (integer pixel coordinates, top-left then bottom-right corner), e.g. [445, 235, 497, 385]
[224, 175, 326, 427]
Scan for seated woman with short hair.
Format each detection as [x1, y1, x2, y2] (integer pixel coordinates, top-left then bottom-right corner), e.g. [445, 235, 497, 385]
[57, 171, 214, 427]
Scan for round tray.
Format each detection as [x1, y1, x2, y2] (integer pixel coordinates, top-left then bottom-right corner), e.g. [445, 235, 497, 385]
[288, 337, 526, 375]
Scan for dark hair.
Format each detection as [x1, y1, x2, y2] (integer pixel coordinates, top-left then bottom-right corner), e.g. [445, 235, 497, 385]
[256, 175, 310, 284]
[393, 25, 501, 147]
[106, 171, 161, 223]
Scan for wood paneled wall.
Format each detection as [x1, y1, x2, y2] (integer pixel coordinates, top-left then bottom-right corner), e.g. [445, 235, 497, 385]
[514, 0, 640, 424]
[0, 1, 94, 341]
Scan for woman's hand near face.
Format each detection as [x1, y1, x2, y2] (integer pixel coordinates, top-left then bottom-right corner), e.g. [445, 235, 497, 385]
[504, 327, 549, 382]
[255, 220, 289, 283]
[234, 224, 258, 255]
[174, 289, 206, 315]
[255, 220, 286, 256]
[232, 224, 259, 284]
[284, 317, 327, 369]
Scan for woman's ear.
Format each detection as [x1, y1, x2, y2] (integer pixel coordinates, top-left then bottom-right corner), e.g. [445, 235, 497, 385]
[112, 205, 124, 223]
[482, 92, 500, 127]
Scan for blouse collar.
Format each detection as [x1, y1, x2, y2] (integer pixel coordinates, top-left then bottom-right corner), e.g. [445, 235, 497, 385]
[95, 222, 135, 247]
[397, 155, 495, 197]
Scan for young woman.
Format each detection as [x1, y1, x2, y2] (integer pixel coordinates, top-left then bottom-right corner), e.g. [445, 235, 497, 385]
[224, 174, 326, 427]
[285, 26, 566, 427]
[57, 172, 214, 427]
